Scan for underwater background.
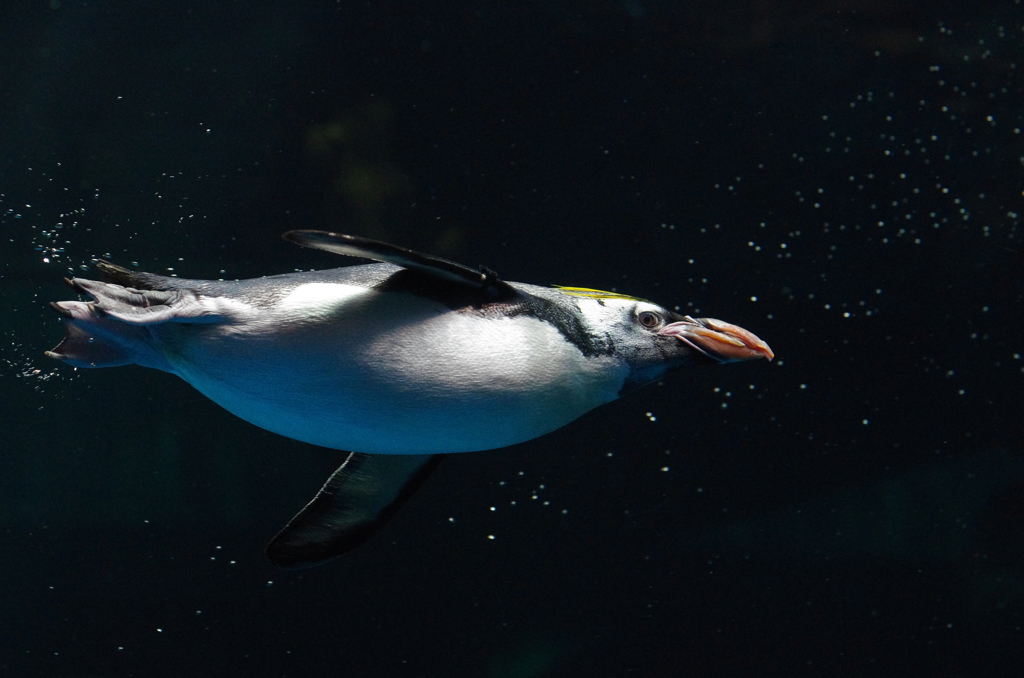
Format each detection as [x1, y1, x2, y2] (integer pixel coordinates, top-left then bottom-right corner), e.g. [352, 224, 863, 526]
[1, 1, 1022, 676]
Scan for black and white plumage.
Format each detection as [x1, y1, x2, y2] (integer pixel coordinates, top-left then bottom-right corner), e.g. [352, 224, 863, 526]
[47, 231, 773, 568]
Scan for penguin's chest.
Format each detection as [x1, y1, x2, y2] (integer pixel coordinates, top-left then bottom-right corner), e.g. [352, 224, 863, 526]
[160, 283, 628, 453]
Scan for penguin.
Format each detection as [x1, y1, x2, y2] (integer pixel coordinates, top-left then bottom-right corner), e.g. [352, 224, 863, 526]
[46, 231, 773, 568]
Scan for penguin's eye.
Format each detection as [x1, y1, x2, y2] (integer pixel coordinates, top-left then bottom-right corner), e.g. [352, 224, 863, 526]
[637, 311, 662, 329]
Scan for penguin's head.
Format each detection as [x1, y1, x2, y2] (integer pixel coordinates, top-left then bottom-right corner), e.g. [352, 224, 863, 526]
[555, 287, 774, 392]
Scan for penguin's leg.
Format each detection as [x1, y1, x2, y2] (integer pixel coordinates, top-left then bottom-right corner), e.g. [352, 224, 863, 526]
[266, 453, 444, 569]
[46, 277, 225, 370]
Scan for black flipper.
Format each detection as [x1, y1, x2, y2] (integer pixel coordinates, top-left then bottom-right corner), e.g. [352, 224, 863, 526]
[266, 452, 444, 569]
[283, 230, 503, 291]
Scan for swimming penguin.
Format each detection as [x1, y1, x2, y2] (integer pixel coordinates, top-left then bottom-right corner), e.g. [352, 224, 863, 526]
[46, 231, 773, 568]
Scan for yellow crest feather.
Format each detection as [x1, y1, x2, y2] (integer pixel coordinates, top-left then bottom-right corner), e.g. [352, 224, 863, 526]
[552, 286, 643, 302]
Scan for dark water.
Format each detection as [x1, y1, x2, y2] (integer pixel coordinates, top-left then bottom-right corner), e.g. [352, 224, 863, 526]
[2, 1, 1022, 676]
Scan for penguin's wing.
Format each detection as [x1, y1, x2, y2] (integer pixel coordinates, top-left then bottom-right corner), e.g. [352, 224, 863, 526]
[283, 230, 503, 291]
[266, 452, 444, 569]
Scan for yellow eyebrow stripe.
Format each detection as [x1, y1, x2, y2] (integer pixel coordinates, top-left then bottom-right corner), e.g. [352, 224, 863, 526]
[553, 286, 643, 302]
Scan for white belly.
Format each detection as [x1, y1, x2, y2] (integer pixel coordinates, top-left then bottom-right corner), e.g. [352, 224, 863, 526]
[157, 282, 628, 453]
